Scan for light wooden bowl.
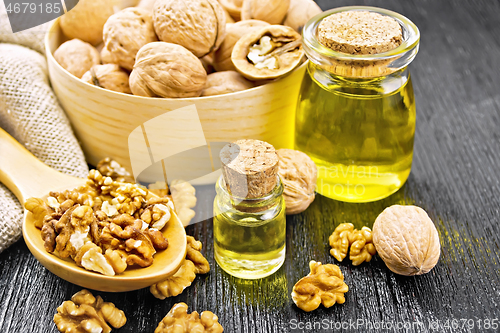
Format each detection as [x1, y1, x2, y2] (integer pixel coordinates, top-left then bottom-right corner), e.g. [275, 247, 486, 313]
[45, 19, 306, 184]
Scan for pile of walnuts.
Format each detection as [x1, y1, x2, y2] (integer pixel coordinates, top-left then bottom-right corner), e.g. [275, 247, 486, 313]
[53, 0, 322, 97]
[25, 169, 174, 276]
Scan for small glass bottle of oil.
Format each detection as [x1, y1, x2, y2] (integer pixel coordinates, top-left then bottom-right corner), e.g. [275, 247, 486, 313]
[295, 7, 420, 202]
[213, 140, 286, 279]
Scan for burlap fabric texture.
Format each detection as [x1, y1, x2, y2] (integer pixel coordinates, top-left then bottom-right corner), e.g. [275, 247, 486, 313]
[0, 9, 89, 253]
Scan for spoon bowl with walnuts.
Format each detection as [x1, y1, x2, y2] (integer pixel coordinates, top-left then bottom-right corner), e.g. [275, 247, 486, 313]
[0, 128, 187, 292]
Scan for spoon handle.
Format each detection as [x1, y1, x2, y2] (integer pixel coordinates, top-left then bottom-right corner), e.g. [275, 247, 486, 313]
[0, 128, 83, 203]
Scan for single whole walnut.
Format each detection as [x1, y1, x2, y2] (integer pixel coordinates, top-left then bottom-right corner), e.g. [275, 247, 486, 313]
[218, 0, 243, 20]
[153, 0, 226, 58]
[283, 0, 323, 33]
[291, 261, 348, 312]
[232, 25, 304, 80]
[201, 71, 254, 96]
[102, 7, 158, 71]
[372, 205, 441, 276]
[82, 64, 132, 94]
[53, 289, 126, 333]
[276, 149, 317, 215]
[54, 39, 101, 79]
[213, 20, 270, 72]
[59, 0, 126, 45]
[155, 303, 223, 333]
[241, 0, 290, 24]
[130, 42, 207, 98]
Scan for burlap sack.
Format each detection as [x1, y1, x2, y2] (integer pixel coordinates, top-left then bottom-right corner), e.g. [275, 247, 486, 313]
[0, 7, 89, 253]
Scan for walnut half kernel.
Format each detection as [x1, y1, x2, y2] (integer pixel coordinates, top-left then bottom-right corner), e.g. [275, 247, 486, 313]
[54, 289, 126, 333]
[291, 261, 348, 312]
[155, 303, 223, 333]
[329, 223, 377, 266]
[232, 25, 304, 80]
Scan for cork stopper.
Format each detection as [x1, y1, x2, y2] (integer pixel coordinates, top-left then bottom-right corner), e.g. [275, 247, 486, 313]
[318, 11, 402, 55]
[220, 139, 279, 199]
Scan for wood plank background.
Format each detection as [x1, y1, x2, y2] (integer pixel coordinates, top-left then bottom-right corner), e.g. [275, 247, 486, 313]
[1, 0, 500, 332]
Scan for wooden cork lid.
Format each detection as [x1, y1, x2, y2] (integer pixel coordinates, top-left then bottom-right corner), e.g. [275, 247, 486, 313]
[220, 139, 279, 199]
[318, 11, 403, 55]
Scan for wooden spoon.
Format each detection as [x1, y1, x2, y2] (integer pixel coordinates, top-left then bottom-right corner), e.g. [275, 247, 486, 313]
[0, 128, 186, 292]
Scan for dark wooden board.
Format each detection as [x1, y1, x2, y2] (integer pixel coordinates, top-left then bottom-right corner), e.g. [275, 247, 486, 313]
[1, 0, 500, 332]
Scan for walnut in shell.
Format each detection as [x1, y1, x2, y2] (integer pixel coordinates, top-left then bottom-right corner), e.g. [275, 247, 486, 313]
[372, 205, 440, 276]
[291, 261, 348, 312]
[130, 42, 207, 98]
[219, 0, 243, 20]
[241, 0, 290, 24]
[54, 39, 101, 79]
[231, 25, 304, 80]
[102, 7, 158, 71]
[82, 64, 132, 94]
[276, 149, 317, 214]
[284, 0, 322, 33]
[202, 71, 254, 96]
[213, 20, 270, 72]
[153, 0, 226, 57]
[59, 0, 123, 45]
[155, 303, 223, 333]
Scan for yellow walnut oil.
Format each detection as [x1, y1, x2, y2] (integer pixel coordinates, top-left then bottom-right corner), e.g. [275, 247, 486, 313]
[297, 6, 421, 202]
[295, 64, 416, 202]
[214, 177, 286, 279]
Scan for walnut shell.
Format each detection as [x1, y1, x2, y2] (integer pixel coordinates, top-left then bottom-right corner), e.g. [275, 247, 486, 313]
[372, 205, 441, 276]
[102, 7, 158, 71]
[137, 0, 156, 11]
[153, 0, 226, 57]
[218, 0, 243, 20]
[81, 64, 132, 94]
[284, 0, 322, 33]
[54, 39, 101, 79]
[232, 25, 304, 80]
[241, 0, 290, 24]
[276, 149, 317, 214]
[59, 0, 124, 45]
[213, 20, 270, 72]
[201, 71, 254, 96]
[130, 42, 207, 98]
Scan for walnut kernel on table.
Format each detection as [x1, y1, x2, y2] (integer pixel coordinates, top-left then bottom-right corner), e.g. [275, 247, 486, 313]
[101, 7, 158, 71]
[82, 64, 132, 94]
[54, 39, 101, 79]
[150, 236, 210, 299]
[54, 289, 126, 333]
[329, 223, 376, 266]
[155, 303, 223, 333]
[130, 42, 207, 98]
[153, 0, 226, 58]
[276, 149, 317, 215]
[291, 261, 348, 312]
[169, 180, 197, 227]
[372, 205, 441, 276]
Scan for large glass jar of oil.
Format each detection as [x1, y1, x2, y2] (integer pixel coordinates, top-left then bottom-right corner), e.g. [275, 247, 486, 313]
[295, 7, 420, 202]
[214, 140, 286, 279]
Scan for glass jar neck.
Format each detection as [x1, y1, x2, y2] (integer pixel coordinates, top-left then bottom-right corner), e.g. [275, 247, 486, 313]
[216, 176, 283, 213]
[302, 6, 420, 79]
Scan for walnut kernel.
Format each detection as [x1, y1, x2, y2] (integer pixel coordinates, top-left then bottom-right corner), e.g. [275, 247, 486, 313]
[329, 223, 376, 266]
[53, 289, 126, 333]
[170, 180, 197, 226]
[154, 303, 223, 333]
[291, 261, 348, 312]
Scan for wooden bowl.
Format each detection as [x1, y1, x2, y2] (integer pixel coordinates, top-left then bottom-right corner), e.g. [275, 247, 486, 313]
[45, 19, 306, 184]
